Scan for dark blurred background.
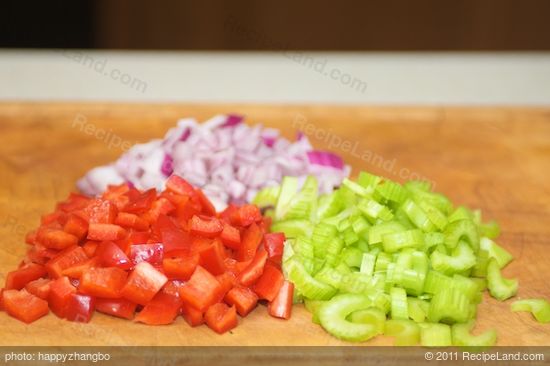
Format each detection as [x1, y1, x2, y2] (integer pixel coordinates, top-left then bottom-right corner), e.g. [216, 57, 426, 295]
[2, 0, 550, 50]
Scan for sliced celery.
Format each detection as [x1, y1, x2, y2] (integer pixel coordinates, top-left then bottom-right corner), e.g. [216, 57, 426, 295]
[342, 247, 364, 268]
[357, 171, 381, 190]
[252, 185, 280, 207]
[480, 237, 513, 268]
[408, 297, 429, 323]
[358, 198, 394, 221]
[382, 229, 424, 253]
[271, 219, 313, 238]
[384, 319, 420, 346]
[274, 176, 299, 220]
[479, 220, 500, 239]
[318, 294, 379, 342]
[376, 180, 408, 204]
[390, 287, 409, 320]
[511, 299, 550, 324]
[360, 253, 377, 276]
[316, 192, 343, 220]
[304, 299, 325, 325]
[287, 259, 337, 300]
[420, 323, 452, 347]
[430, 241, 476, 275]
[487, 259, 518, 301]
[402, 199, 436, 232]
[444, 219, 479, 252]
[342, 178, 370, 197]
[428, 287, 471, 324]
[348, 307, 386, 335]
[452, 321, 497, 347]
[368, 221, 405, 245]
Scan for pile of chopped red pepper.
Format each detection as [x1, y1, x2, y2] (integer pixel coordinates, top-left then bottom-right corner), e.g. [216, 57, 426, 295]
[0, 175, 293, 333]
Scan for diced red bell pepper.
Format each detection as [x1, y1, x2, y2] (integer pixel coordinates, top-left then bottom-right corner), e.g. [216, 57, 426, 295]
[130, 243, 164, 265]
[215, 272, 236, 302]
[268, 280, 294, 320]
[205, 303, 238, 334]
[86, 199, 118, 224]
[48, 276, 76, 318]
[165, 175, 196, 197]
[219, 204, 238, 224]
[181, 302, 204, 327]
[5, 263, 47, 290]
[63, 213, 89, 240]
[45, 246, 89, 278]
[26, 244, 58, 265]
[115, 212, 149, 231]
[141, 198, 176, 224]
[95, 298, 137, 320]
[123, 188, 156, 214]
[198, 240, 227, 275]
[79, 267, 128, 299]
[179, 266, 222, 312]
[56, 192, 91, 213]
[3, 289, 49, 323]
[121, 262, 168, 305]
[189, 215, 223, 238]
[25, 230, 38, 245]
[96, 241, 132, 270]
[225, 286, 258, 317]
[220, 224, 241, 250]
[195, 188, 216, 216]
[87, 223, 127, 241]
[237, 249, 268, 286]
[162, 253, 198, 280]
[253, 263, 284, 302]
[161, 228, 191, 254]
[236, 223, 263, 261]
[25, 278, 51, 300]
[38, 229, 79, 250]
[134, 287, 183, 325]
[61, 257, 98, 279]
[230, 204, 262, 227]
[65, 293, 95, 323]
[82, 241, 99, 257]
[264, 232, 286, 264]
[41, 211, 67, 226]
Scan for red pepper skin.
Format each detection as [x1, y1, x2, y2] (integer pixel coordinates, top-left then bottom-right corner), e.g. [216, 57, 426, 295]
[205, 303, 238, 334]
[181, 302, 204, 327]
[162, 254, 198, 281]
[268, 280, 294, 320]
[124, 189, 157, 214]
[63, 213, 89, 240]
[161, 228, 191, 254]
[65, 294, 95, 323]
[86, 199, 118, 224]
[3, 289, 49, 324]
[121, 262, 168, 305]
[165, 175, 196, 197]
[198, 240, 227, 276]
[25, 278, 52, 300]
[129, 243, 164, 265]
[115, 212, 149, 231]
[96, 241, 132, 270]
[230, 204, 262, 227]
[195, 188, 216, 216]
[38, 229, 79, 250]
[79, 267, 128, 299]
[134, 286, 183, 325]
[45, 246, 89, 279]
[189, 215, 223, 238]
[225, 286, 258, 317]
[264, 232, 286, 264]
[48, 276, 77, 318]
[252, 263, 285, 302]
[95, 298, 137, 320]
[61, 257, 98, 279]
[5, 263, 47, 290]
[87, 224, 127, 241]
[179, 266, 223, 312]
[219, 224, 241, 250]
[236, 223, 263, 261]
[237, 250, 268, 287]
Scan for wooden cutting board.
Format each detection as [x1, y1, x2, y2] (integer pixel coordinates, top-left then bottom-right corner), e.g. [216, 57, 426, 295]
[1, 102, 549, 347]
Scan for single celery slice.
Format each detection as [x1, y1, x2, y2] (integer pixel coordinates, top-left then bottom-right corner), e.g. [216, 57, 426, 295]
[430, 240, 477, 275]
[384, 319, 420, 346]
[360, 253, 377, 276]
[376, 180, 408, 204]
[418, 200, 448, 231]
[408, 297, 429, 323]
[342, 178, 370, 197]
[487, 259, 518, 301]
[274, 176, 299, 220]
[285, 176, 319, 220]
[451, 274, 481, 303]
[452, 320, 497, 347]
[252, 185, 280, 207]
[423, 232, 445, 251]
[358, 198, 394, 221]
[368, 221, 405, 245]
[420, 323, 452, 347]
[479, 220, 500, 239]
[390, 287, 409, 320]
[343, 227, 360, 246]
[402, 199, 436, 232]
[271, 220, 313, 239]
[318, 294, 378, 342]
[511, 299, 550, 324]
[287, 259, 337, 300]
[351, 215, 370, 236]
[375, 252, 393, 273]
[357, 171, 381, 190]
[348, 307, 386, 335]
[423, 270, 454, 295]
[382, 229, 424, 253]
[304, 299, 325, 325]
[314, 266, 344, 289]
[480, 237, 513, 268]
[293, 237, 315, 258]
[428, 287, 472, 324]
[316, 191, 344, 221]
[448, 206, 473, 222]
[342, 247, 364, 268]
[444, 219, 479, 252]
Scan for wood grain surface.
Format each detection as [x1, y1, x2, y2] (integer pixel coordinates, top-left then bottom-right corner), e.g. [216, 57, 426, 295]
[0, 102, 549, 347]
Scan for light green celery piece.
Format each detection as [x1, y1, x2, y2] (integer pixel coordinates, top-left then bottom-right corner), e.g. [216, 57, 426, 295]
[293, 237, 315, 258]
[407, 186, 453, 215]
[390, 287, 409, 320]
[408, 297, 429, 323]
[318, 294, 378, 342]
[375, 252, 393, 273]
[444, 219, 479, 252]
[479, 220, 500, 239]
[420, 323, 452, 347]
[384, 319, 420, 346]
[287, 259, 337, 300]
[368, 221, 405, 245]
[511, 299, 550, 324]
[314, 266, 344, 289]
[448, 206, 473, 223]
[358, 198, 394, 222]
[486, 259, 518, 301]
[423, 232, 445, 252]
[252, 185, 280, 207]
[338, 272, 378, 294]
[360, 253, 377, 276]
[471, 248, 490, 278]
[430, 240, 477, 275]
[316, 191, 344, 221]
[351, 215, 370, 236]
[452, 321, 497, 347]
[404, 180, 431, 192]
[271, 220, 313, 239]
[342, 247, 364, 268]
[304, 299, 325, 325]
[451, 274, 481, 303]
[423, 270, 454, 295]
[274, 176, 299, 220]
[480, 237, 513, 268]
[402, 199, 436, 232]
[418, 200, 448, 231]
[375, 180, 408, 204]
[343, 227, 360, 246]
[284, 175, 319, 220]
[342, 178, 370, 197]
[348, 307, 386, 335]
[357, 171, 381, 190]
[382, 229, 424, 253]
[428, 287, 472, 324]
